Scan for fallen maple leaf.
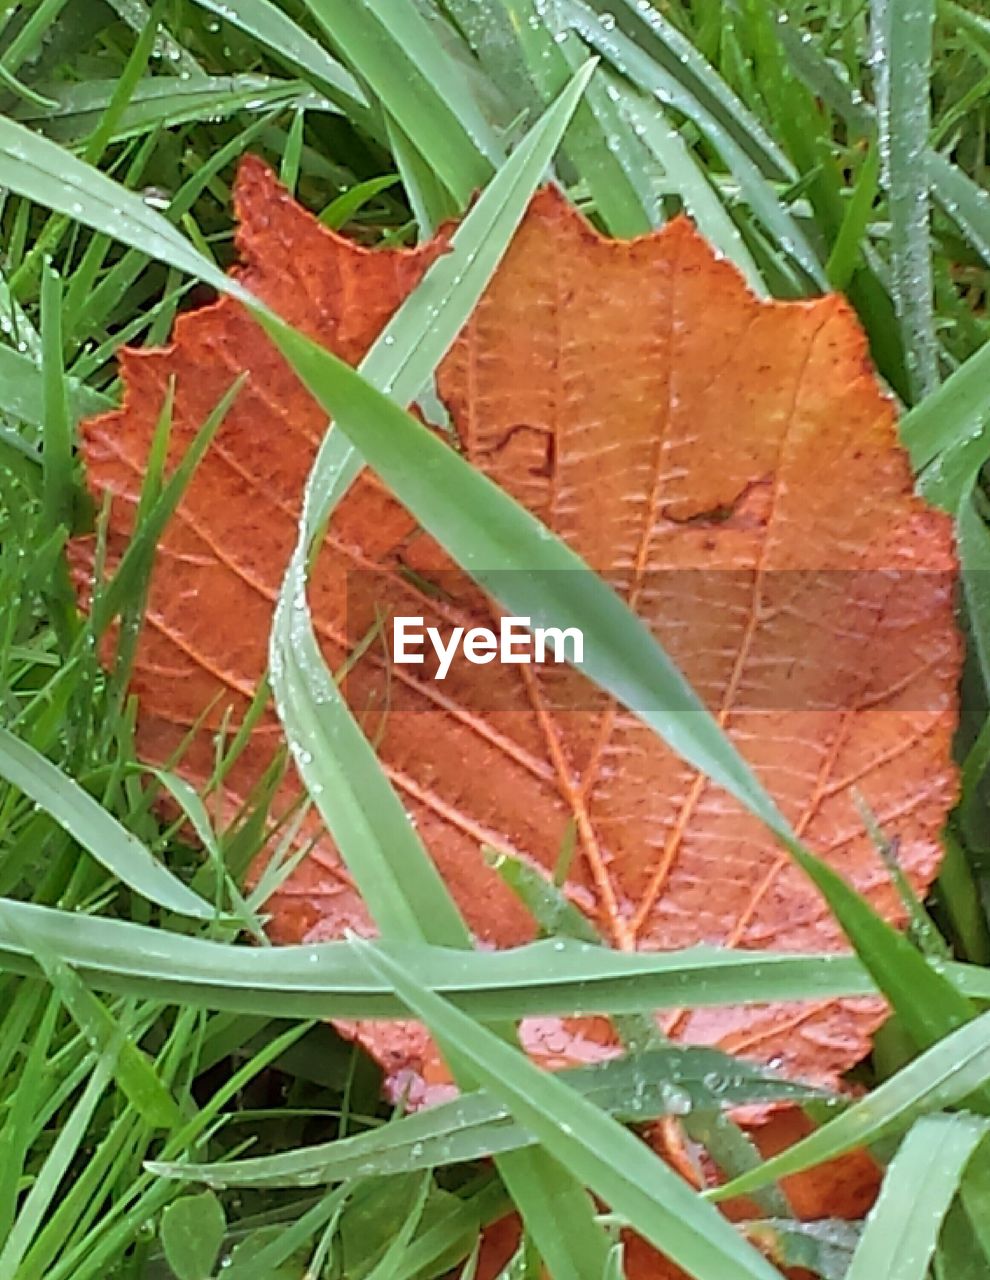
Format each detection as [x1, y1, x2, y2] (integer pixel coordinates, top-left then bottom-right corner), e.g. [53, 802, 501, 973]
[72, 158, 958, 1105]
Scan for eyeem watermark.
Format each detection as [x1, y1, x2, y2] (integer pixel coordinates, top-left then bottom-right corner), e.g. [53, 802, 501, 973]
[340, 569, 956, 709]
[393, 616, 584, 680]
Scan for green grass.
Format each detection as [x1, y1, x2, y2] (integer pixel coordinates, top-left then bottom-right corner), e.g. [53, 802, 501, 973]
[1, 0, 990, 1277]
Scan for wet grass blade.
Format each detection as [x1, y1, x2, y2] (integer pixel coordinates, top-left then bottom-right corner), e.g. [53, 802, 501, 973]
[871, 0, 938, 401]
[929, 149, 990, 270]
[354, 938, 784, 1280]
[0, 343, 112, 429]
[844, 1114, 988, 1280]
[562, 0, 825, 286]
[268, 63, 597, 948]
[711, 1007, 990, 1200]
[147, 1047, 824, 1188]
[902, 334, 990, 508]
[601, 71, 765, 290]
[591, 0, 795, 181]
[15, 76, 324, 145]
[188, 0, 368, 116]
[302, 0, 498, 207]
[0, 728, 219, 920]
[2, 898, 970, 1020]
[486, 0, 659, 237]
[0, 117, 236, 295]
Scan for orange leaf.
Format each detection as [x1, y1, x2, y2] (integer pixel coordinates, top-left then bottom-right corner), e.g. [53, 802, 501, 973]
[72, 158, 959, 1106]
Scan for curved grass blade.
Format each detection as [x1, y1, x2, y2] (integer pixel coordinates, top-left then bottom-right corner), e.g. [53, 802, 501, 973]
[711, 1007, 990, 1201]
[0, 898, 930, 1018]
[452, 0, 661, 235]
[0, 117, 237, 296]
[353, 0, 504, 169]
[0, 896, 989, 1015]
[147, 1047, 824, 1188]
[845, 1114, 988, 1280]
[0, 728, 218, 920]
[481, 0, 660, 237]
[260, 312, 791, 842]
[268, 62, 597, 949]
[354, 938, 784, 1280]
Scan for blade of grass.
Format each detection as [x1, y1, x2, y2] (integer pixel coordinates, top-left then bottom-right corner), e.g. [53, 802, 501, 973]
[902, 331, 990, 506]
[302, 0, 498, 207]
[603, 71, 765, 290]
[0, 342, 111, 429]
[267, 62, 598, 943]
[0, 728, 218, 920]
[187, 0, 368, 117]
[147, 1046, 823, 1187]
[0, 897, 967, 1019]
[844, 1114, 988, 1280]
[0, 118, 236, 295]
[484, 0, 660, 237]
[15, 934, 180, 1128]
[711, 1007, 990, 1200]
[39, 263, 73, 536]
[871, 0, 938, 401]
[958, 481, 990, 694]
[560, 0, 826, 286]
[353, 937, 783, 1280]
[0, 1044, 116, 1280]
[86, 378, 243, 641]
[587, 0, 795, 181]
[929, 148, 990, 271]
[15, 76, 326, 145]
[825, 141, 880, 290]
